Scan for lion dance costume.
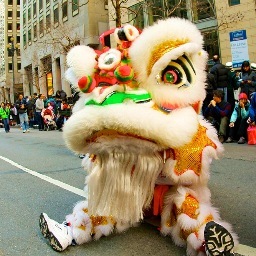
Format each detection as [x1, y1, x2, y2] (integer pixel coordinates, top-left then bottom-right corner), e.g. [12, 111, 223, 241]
[39, 18, 238, 256]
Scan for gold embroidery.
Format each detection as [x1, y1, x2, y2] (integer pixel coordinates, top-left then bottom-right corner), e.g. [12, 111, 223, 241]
[147, 39, 189, 76]
[173, 125, 216, 176]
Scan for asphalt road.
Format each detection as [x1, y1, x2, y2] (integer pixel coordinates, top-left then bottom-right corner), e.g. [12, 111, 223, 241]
[0, 127, 255, 256]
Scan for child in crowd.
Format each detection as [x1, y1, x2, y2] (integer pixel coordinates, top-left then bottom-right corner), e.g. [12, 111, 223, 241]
[226, 93, 250, 144]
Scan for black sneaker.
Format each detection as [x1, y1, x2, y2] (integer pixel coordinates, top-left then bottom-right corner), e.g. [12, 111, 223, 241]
[204, 221, 234, 256]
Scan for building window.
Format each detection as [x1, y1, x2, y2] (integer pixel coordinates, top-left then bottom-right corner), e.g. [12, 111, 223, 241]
[17, 0, 20, 5]
[33, 22, 37, 40]
[9, 62, 13, 72]
[17, 10, 20, 18]
[202, 30, 219, 61]
[46, 0, 50, 7]
[39, 16, 44, 36]
[23, 11, 26, 25]
[229, 0, 240, 6]
[39, 0, 43, 13]
[28, 26, 32, 43]
[46, 10, 51, 31]
[17, 35, 20, 43]
[33, 1, 37, 17]
[8, 10, 13, 19]
[23, 32, 27, 47]
[62, 0, 68, 21]
[8, 22, 13, 31]
[53, 4, 59, 25]
[8, 0, 13, 5]
[23, 0, 26, 6]
[17, 22, 20, 31]
[17, 62, 21, 71]
[28, 6, 31, 21]
[192, 0, 214, 21]
[72, 0, 79, 16]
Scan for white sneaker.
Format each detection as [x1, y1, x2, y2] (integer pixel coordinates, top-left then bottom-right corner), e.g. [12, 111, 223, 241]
[39, 213, 73, 251]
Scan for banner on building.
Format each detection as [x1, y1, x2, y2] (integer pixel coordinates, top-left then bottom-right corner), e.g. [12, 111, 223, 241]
[229, 30, 249, 68]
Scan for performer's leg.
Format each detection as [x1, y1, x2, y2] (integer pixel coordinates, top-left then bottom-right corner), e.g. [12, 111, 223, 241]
[160, 185, 238, 256]
[39, 201, 132, 252]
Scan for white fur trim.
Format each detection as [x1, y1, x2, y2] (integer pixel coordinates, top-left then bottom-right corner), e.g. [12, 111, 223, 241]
[123, 24, 140, 41]
[66, 45, 97, 78]
[63, 105, 199, 154]
[98, 49, 121, 70]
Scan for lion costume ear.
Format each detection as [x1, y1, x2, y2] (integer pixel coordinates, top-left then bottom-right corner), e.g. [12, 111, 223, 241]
[65, 45, 98, 92]
[114, 24, 140, 45]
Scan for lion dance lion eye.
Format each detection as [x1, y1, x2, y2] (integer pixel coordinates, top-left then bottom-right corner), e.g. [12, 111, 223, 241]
[162, 68, 182, 84]
[162, 67, 182, 85]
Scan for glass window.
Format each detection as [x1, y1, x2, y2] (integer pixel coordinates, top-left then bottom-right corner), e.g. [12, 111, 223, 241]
[17, 10, 20, 18]
[46, 11, 51, 30]
[17, 22, 20, 30]
[46, 0, 50, 7]
[54, 4, 59, 24]
[39, 16, 44, 36]
[9, 62, 13, 72]
[17, 35, 20, 43]
[72, 0, 79, 15]
[23, 32, 27, 47]
[8, 0, 13, 5]
[8, 22, 13, 31]
[39, 0, 43, 12]
[18, 62, 21, 71]
[33, 1, 37, 17]
[229, 0, 240, 6]
[202, 30, 219, 61]
[28, 26, 32, 42]
[28, 6, 31, 21]
[192, 0, 214, 21]
[62, 0, 68, 21]
[23, 11, 26, 25]
[17, 0, 20, 5]
[8, 10, 13, 19]
[33, 22, 37, 39]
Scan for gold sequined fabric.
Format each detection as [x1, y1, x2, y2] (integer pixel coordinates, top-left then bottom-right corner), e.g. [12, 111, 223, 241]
[173, 125, 216, 176]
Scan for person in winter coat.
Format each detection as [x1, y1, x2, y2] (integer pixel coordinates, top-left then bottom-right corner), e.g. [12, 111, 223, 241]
[247, 92, 256, 126]
[226, 93, 250, 144]
[0, 102, 10, 133]
[204, 89, 232, 143]
[15, 94, 29, 133]
[236, 61, 256, 98]
[210, 54, 229, 101]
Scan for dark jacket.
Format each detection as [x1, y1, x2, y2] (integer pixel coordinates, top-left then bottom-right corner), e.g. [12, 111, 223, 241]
[210, 61, 229, 88]
[204, 100, 232, 121]
[237, 71, 256, 97]
[15, 99, 27, 114]
[249, 93, 256, 122]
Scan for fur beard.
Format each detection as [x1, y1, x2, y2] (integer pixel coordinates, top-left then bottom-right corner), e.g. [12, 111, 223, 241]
[84, 136, 164, 225]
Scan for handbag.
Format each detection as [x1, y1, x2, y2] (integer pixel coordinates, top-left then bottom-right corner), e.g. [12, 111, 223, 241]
[247, 125, 256, 145]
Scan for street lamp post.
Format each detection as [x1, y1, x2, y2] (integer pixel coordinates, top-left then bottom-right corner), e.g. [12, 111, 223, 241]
[7, 36, 18, 102]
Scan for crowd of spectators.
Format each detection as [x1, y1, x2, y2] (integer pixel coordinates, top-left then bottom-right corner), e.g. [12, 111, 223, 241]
[0, 89, 73, 133]
[203, 56, 256, 144]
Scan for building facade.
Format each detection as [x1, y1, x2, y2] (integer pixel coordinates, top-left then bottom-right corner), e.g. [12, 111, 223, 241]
[21, 0, 108, 99]
[0, 0, 22, 103]
[108, 0, 256, 67]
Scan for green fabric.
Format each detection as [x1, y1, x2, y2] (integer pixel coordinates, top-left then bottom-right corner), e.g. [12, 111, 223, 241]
[85, 91, 151, 106]
[0, 107, 10, 119]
